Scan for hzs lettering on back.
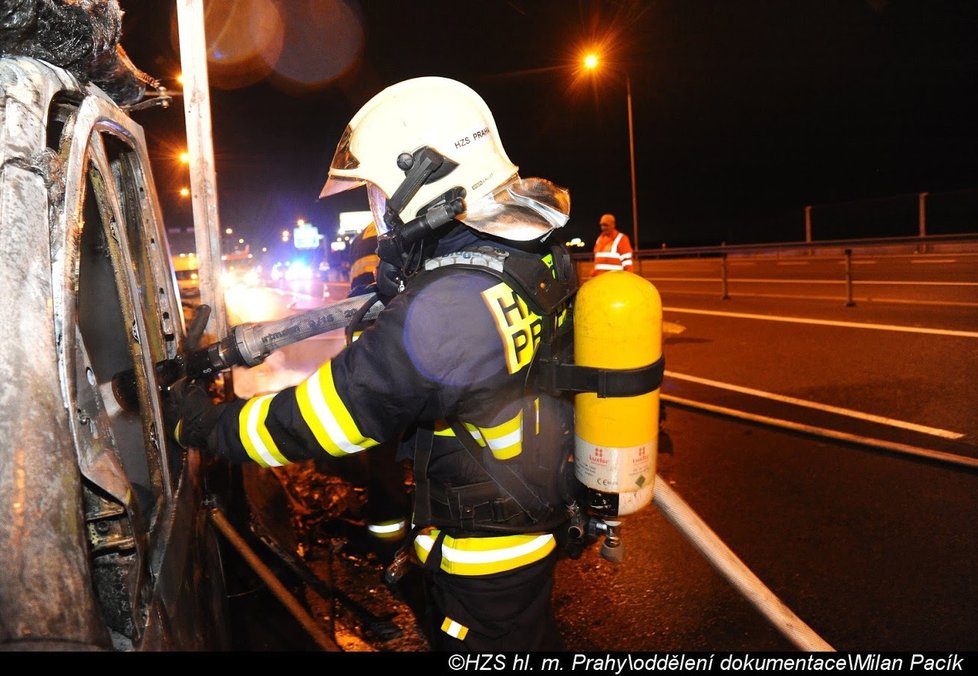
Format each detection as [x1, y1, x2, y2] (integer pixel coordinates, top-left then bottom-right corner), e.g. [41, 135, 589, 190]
[482, 282, 542, 374]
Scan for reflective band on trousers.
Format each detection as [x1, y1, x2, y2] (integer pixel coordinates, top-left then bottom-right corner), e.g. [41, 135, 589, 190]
[441, 617, 469, 640]
[414, 530, 556, 576]
[367, 519, 407, 539]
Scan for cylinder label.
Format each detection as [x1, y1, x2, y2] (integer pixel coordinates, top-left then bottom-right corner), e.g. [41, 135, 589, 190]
[574, 436, 657, 493]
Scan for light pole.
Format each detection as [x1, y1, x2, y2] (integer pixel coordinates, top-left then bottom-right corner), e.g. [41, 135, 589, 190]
[625, 73, 639, 257]
[584, 53, 640, 259]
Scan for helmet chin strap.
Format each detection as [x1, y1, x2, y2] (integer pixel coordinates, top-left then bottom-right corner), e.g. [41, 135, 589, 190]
[375, 146, 466, 297]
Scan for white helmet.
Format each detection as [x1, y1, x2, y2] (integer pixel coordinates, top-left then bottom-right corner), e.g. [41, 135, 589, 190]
[320, 76, 568, 241]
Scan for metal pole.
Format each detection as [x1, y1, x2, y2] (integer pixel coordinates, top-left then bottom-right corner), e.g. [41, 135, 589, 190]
[804, 205, 812, 245]
[918, 192, 928, 254]
[176, 0, 227, 341]
[721, 252, 730, 300]
[918, 192, 928, 238]
[209, 507, 341, 652]
[844, 248, 855, 307]
[626, 74, 640, 274]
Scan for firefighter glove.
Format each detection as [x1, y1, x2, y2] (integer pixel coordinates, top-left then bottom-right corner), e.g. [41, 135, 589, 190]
[165, 379, 225, 451]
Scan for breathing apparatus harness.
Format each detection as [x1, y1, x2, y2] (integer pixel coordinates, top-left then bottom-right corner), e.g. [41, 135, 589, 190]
[361, 145, 664, 561]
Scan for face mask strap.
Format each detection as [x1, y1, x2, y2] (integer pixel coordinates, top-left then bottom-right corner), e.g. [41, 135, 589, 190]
[377, 186, 467, 268]
[384, 146, 457, 230]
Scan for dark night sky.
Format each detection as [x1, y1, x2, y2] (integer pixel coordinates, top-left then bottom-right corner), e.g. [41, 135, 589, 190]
[120, 0, 978, 253]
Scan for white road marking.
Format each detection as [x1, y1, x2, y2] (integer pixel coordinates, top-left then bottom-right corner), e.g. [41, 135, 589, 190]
[661, 395, 978, 470]
[653, 277, 978, 287]
[665, 371, 964, 439]
[857, 280, 978, 287]
[664, 306, 978, 338]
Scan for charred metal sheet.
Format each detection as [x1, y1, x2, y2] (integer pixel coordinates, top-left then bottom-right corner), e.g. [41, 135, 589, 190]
[0, 61, 108, 647]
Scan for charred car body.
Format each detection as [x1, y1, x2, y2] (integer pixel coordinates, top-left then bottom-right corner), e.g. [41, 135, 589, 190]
[0, 6, 229, 651]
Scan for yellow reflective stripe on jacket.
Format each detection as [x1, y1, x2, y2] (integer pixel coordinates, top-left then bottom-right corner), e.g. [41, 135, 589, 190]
[239, 394, 289, 467]
[433, 421, 486, 446]
[414, 530, 556, 576]
[477, 410, 523, 460]
[295, 361, 377, 456]
[433, 417, 522, 458]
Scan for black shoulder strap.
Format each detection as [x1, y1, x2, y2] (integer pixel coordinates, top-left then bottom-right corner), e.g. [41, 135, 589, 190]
[411, 426, 436, 527]
[448, 419, 554, 525]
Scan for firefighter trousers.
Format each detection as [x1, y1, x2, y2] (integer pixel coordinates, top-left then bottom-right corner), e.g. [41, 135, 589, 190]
[421, 533, 564, 652]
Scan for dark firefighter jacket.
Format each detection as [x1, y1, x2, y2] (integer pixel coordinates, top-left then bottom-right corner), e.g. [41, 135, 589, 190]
[212, 228, 572, 576]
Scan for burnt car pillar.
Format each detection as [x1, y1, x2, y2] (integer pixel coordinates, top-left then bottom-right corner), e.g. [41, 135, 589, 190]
[0, 59, 109, 649]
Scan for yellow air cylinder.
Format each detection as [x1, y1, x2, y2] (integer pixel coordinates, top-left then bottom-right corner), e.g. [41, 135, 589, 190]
[574, 270, 662, 516]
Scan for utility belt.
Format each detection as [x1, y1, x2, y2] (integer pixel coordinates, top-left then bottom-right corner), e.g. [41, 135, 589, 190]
[427, 480, 568, 536]
[429, 480, 526, 534]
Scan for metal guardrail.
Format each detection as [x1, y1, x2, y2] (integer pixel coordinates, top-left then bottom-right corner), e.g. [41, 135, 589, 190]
[572, 233, 978, 306]
[571, 232, 978, 264]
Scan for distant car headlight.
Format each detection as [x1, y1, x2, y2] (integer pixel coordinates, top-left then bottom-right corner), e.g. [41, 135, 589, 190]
[285, 262, 312, 281]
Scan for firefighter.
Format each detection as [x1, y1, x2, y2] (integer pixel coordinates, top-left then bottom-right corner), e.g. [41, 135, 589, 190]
[592, 213, 633, 276]
[345, 222, 410, 558]
[347, 222, 380, 296]
[169, 76, 577, 651]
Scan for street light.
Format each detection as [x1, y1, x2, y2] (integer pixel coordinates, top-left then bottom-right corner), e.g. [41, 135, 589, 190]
[583, 52, 640, 258]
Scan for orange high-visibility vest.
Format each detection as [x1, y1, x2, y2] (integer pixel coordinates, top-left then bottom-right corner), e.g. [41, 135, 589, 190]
[592, 231, 633, 275]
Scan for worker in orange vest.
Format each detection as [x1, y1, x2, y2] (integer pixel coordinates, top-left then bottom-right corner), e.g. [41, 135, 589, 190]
[592, 213, 633, 276]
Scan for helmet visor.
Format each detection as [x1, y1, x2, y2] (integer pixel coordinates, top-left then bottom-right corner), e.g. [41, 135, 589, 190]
[330, 125, 359, 171]
[367, 183, 391, 235]
[462, 177, 570, 241]
[319, 126, 364, 198]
